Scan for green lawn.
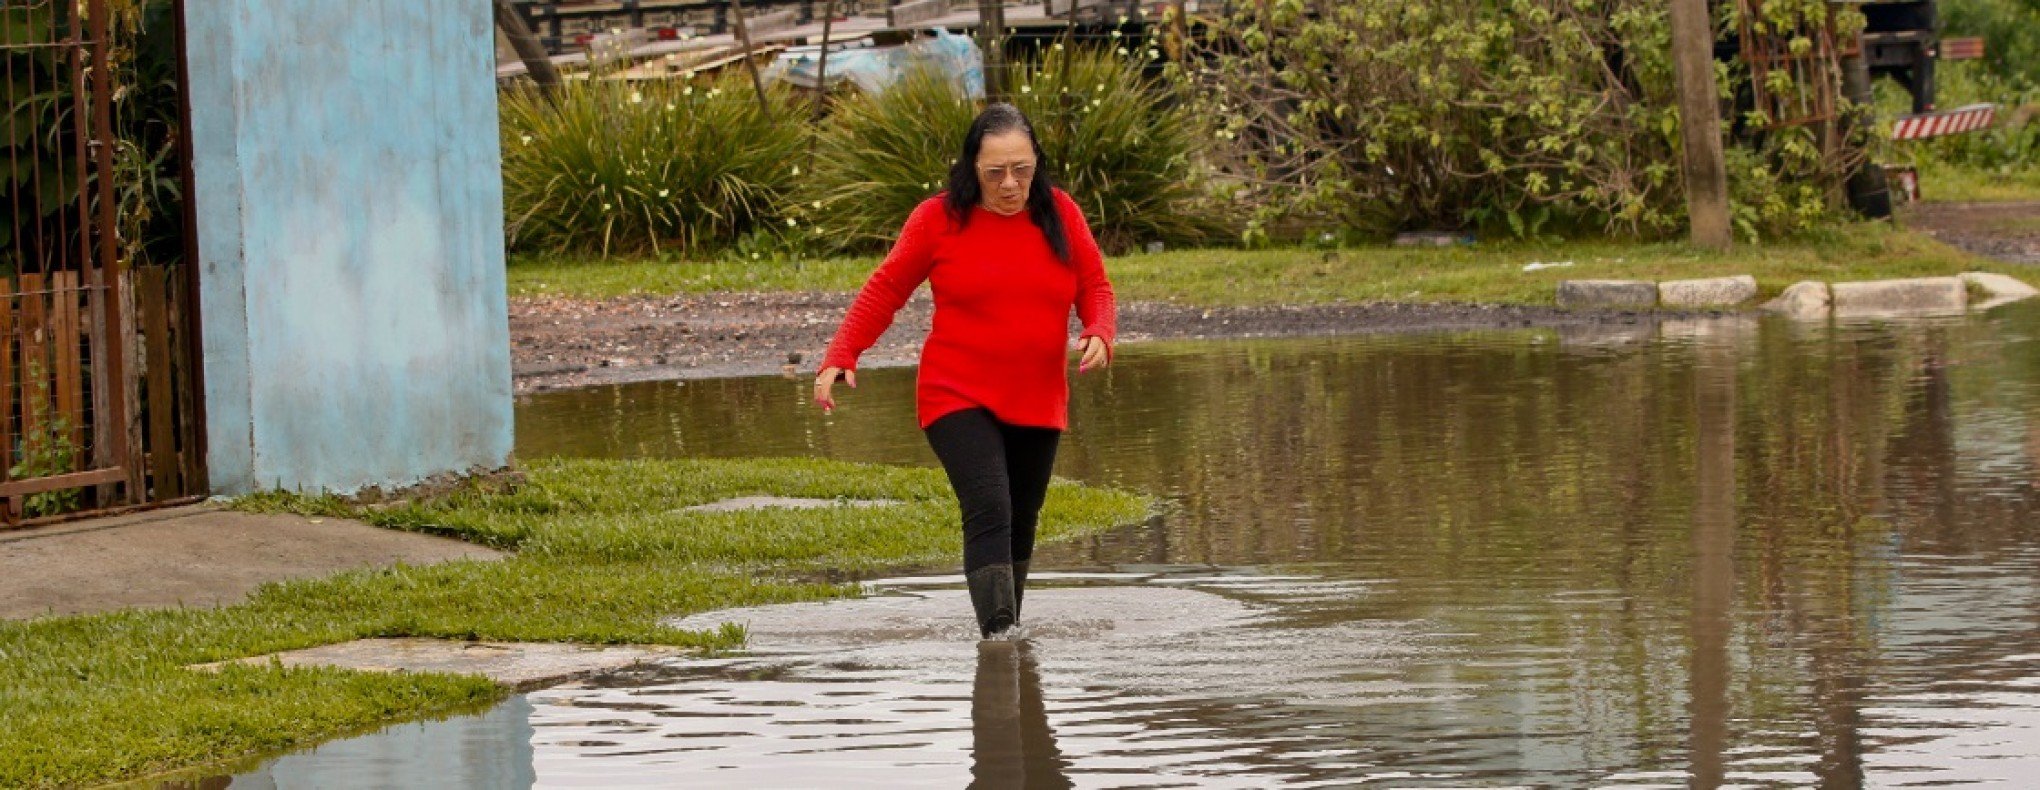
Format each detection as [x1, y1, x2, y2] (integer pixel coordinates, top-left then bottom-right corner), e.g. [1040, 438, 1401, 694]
[1915, 162, 2040, 204]
[509, 222, 2032, 306]
[0, 457, 1152, 788]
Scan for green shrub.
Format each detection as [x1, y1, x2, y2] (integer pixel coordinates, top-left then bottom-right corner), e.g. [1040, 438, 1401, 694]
[500, 73, 806, 256]
[803, 47, 1225, 254]
[1941, 0, 2040, 86]
[1184, 0, 1861, 241]
[1880, 60, 2040, 174]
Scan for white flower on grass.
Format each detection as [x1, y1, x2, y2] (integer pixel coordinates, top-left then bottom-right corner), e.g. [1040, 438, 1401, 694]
[520, 134, 533, 145]
[658, 189, 670, 198]
[683, 85, 694, 96]
[791, 165, 801, 176]
[1116, 46, 1128, 56]
[1020, 84, 1031, 94]
[1109, 30, 1121, 39]
[603, 202, 614, 212]
[786, 217, 798, 227]
[1095, 83, 1105, 92]
[811, 200, 822, 209]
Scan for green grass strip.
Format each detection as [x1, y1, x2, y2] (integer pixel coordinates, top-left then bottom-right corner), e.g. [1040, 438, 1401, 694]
[508, 223, 2033, 306]
[0, 457, 1153, 787]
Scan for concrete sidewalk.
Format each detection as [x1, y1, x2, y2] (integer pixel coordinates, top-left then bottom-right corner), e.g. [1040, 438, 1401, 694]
[0, 503, 504, 620]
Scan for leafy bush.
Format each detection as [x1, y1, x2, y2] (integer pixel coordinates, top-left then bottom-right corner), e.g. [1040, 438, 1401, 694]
[500, 73, 806, 256]
[1940, 0, 2040, 86]
[803, 46, 1225, 254]
[1182, 0, 1862, 241]
[1881, 60, 2040, 174]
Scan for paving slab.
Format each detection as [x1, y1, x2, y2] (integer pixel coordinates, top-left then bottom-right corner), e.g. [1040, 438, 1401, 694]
[193, 638, 686, 691]
[0, 504, 503, 620]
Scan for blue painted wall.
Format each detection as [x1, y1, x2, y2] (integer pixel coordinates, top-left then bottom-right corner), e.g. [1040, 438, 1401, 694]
[185, 1, 512, 495]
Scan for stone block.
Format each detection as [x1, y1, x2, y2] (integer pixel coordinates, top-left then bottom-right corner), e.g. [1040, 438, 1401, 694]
[1960, 272, 2040, 310]
[1658, 275, 1757, 308]
[1556, 280, 1656, 309]
[1761, 281, 1830, 320]
[1830, 277, 1966, 317]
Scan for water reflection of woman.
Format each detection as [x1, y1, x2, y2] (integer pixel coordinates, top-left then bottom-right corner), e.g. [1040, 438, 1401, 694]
[972, 641, 1072, 788]
[815, 103, 1117, 639]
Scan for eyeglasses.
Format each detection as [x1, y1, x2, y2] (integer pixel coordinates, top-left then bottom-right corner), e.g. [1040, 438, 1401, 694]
[977, 162, 1037, 185]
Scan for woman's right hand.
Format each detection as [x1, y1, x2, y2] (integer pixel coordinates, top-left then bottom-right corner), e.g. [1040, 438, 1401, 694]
[814, 366, 856, 414]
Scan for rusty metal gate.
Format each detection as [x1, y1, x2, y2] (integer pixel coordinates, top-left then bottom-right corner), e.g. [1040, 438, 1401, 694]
[1, 0, 202, 526]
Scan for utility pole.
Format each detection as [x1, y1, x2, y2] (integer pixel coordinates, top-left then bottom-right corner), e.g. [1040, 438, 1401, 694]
[1668, 0, 1732, 250]
[493, 0, 563, 98]
[729, 0, 776, 118]
[977, 0, 1006, 101]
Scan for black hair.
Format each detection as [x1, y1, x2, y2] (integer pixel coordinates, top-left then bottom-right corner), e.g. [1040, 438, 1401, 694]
[943, 103, 1071, 263]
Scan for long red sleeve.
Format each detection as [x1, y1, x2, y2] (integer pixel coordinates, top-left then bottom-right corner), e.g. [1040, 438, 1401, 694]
[821, 190, 1117, 430]
[821, 199, 943, 372]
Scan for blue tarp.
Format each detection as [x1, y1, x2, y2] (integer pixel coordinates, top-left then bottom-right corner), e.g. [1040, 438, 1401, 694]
[766, 28, 983, 99]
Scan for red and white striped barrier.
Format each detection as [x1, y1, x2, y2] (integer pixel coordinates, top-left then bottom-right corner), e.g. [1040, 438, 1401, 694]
[1890, 103, 1997, 141]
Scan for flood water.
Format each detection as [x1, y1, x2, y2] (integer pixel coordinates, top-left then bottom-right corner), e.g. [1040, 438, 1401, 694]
[223, 308, 2039, 787]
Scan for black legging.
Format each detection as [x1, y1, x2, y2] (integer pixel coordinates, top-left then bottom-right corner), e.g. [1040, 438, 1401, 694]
[924, 408, 1062, 573]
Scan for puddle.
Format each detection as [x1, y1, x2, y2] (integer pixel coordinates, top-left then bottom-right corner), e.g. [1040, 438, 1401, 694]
[174, 305, 2040, 786]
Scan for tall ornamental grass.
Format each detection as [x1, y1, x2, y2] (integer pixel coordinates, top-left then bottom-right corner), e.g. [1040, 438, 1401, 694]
[500, 73, 805, 256]
[1012, 45, 1227, 252]
[798, 66, 980, 251]
[804, 47, 1226, 253]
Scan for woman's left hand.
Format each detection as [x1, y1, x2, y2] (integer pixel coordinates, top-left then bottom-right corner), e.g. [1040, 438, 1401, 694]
[1075, 336, 1110, 373]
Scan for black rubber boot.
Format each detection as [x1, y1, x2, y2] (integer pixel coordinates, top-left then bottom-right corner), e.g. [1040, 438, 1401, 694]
[1013, 560, 1031, 624]
[965, 563, 1017, 639]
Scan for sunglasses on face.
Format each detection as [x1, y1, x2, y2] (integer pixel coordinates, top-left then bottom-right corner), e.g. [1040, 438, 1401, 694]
[978, 162, 1037, 185]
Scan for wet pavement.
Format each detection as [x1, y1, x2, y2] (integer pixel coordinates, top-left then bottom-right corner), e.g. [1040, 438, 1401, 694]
[184, 304, 2040, 787]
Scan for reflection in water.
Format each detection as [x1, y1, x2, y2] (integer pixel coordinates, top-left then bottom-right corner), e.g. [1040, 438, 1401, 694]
[1687, 331, 1737, 790]
[163, 697, 536, 788]
[970, 641, 1070, 790]
[217, 306, 2040, 786]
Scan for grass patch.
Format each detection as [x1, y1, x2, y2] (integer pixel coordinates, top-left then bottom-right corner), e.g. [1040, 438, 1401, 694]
[510, 222, 2029, 307]
[508, 252, 877, 298]
[1915, 162, 2040, 204]
[0, 457, 1152, 787]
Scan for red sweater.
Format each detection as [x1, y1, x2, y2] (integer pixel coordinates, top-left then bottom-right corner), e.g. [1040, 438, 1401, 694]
[822, 189, 1117, 430]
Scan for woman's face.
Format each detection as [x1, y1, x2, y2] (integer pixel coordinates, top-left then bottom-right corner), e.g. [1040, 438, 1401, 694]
[975, 130, 1036, 216]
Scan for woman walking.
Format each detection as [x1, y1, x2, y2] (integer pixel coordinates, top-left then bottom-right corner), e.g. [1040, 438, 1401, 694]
[814, 103, 1117, 640]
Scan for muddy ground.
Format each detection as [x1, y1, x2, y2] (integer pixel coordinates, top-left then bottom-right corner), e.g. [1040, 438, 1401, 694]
[511, 294, 1683, 392]
[1904, 200, 2040, 264]
[511, 201, 2039, 392]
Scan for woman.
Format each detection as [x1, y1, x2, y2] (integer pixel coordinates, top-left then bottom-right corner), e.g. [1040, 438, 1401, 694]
[814, 103, 1117, 640]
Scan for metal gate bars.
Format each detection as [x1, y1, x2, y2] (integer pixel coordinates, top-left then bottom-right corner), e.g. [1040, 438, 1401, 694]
[0, 0, 136, 524]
